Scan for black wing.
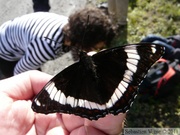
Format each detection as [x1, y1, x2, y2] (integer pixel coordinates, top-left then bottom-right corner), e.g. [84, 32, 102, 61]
[31, 43, 164, 120]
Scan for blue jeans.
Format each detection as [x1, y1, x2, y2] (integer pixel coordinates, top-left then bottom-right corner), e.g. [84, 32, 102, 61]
[141, 34, 175, 59]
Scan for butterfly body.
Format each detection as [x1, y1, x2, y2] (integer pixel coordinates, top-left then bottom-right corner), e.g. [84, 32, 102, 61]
[79, 51, 98, 80]
[32, 43, 164, 120]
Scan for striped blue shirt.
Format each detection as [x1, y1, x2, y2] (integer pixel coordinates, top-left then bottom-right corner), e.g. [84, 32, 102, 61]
[0, 12, 68, 75]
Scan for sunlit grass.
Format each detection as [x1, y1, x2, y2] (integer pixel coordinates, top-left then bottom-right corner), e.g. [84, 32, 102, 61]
[127, 0, 180, 42]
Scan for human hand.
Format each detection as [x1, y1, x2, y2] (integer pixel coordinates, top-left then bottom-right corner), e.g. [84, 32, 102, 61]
[0, 70, 126, 135]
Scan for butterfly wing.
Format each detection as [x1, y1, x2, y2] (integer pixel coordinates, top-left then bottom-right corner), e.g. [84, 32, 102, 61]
[32, 43, 164, 120]
[91, 43, 164, 115]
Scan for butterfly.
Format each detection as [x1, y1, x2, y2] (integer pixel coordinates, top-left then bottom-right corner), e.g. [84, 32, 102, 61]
[31, 43, 164, 120]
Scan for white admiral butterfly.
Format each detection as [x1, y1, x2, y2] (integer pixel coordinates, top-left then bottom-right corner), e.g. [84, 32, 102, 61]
[32, 43, 164, 120]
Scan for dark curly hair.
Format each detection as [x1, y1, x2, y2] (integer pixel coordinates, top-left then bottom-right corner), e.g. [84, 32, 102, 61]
[63, 7, 116, 51]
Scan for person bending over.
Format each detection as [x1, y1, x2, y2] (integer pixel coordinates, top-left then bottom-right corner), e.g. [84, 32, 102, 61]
[0, 7, 116, 78]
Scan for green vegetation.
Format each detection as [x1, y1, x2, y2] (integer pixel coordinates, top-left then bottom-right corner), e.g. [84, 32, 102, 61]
[126, 0, 180, 127]
[127, 0, 180, 43]
[126, 86, 180, 127]
[97, 0, 180, 128]
[98, 0, 180, 128]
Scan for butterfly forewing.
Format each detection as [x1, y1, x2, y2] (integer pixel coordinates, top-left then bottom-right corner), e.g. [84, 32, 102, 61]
[32, 43, 164, 120]
[91, 44, 164, 114]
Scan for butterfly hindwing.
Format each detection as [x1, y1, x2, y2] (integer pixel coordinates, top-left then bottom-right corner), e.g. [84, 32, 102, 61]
[32, 43, 164, 120]
[32, 62, 110, 119]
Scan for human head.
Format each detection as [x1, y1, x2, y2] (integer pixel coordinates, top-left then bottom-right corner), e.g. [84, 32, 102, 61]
[63, 7, 116, 52]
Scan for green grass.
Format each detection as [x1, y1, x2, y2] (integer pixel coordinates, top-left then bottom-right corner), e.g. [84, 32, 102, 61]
[107, 0, 180, 128]
[110, 0, 180, 45]
[97, 0, 180, 128]
[126, 86, 180, 127]
[127, 0, 180, 43]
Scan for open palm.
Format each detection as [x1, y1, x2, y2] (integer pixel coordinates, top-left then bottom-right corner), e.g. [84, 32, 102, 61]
[0, 70, 125, 135]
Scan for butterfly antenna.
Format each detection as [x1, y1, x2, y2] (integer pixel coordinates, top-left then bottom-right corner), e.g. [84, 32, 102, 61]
[81, 15, 90, 51]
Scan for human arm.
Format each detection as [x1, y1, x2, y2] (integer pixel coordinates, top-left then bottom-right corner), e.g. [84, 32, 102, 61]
[13, 38, 57, 75]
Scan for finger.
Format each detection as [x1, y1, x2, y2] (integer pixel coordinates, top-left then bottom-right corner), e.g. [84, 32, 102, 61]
[0, 70, 52, 100]
[35, 113, 69, 135]
[85, 113, 126, 135]
[70, 126, 106, 135]
[62, 114, 84, 132]
[62, 113, 126, 135]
